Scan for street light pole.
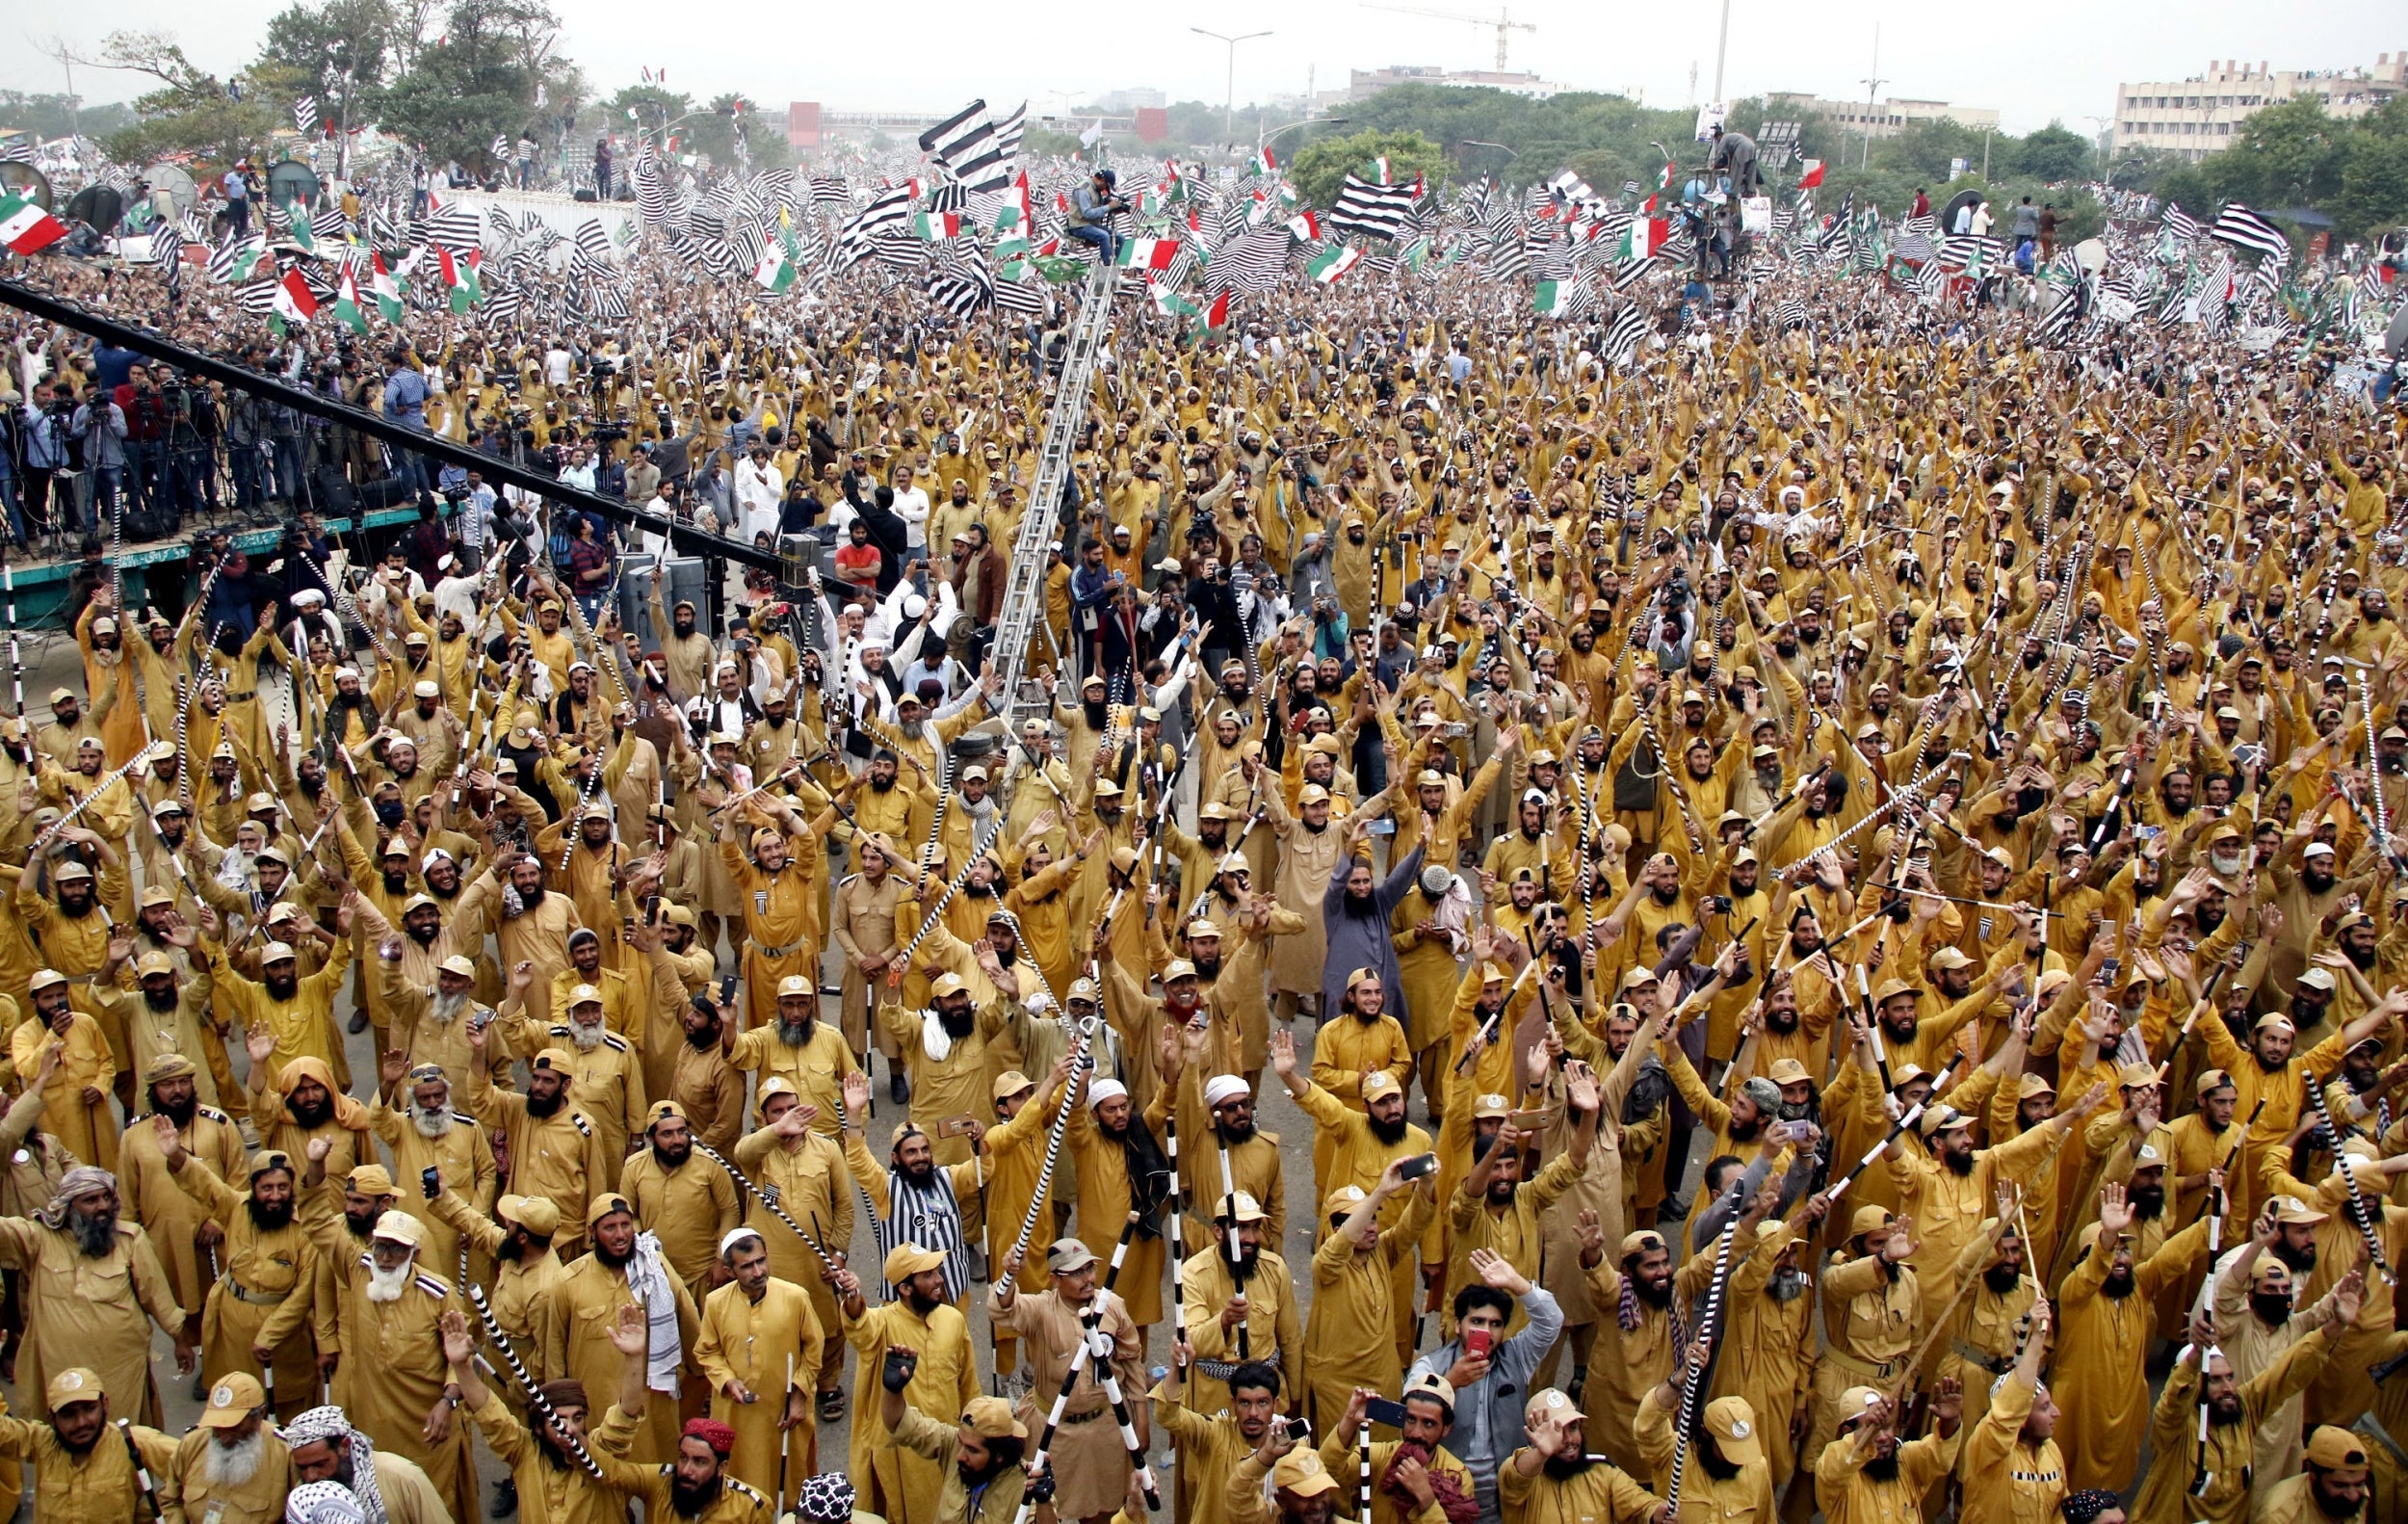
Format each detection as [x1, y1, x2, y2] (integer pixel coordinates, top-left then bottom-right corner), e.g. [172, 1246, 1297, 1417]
[1191, 28, 1271, 150]
[1712, 0, 1731, 107]
[1260, 116, 1346, 151]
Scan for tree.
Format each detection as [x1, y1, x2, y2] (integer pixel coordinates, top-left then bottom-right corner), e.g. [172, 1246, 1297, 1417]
[1288, 127, 1446, 210]
[376, 0, 560, 169]
[256, 0, 398, 172]
[94, 30, 279, 168]
[0, 92, 138, 141]
[2204, 95, 2345, 211]
[2007, 123, 2093, 183]
[2333, 96, 2408, 241]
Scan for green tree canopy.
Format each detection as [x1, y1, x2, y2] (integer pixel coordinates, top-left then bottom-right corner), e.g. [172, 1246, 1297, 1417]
[377, 0, 563, 168]
[1288, 126, 1445, 209]
[96, 30, 279, 169]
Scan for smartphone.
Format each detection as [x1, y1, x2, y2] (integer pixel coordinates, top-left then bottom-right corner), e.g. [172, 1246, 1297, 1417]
[1364, 1397, 1412, 1430]
[1280, 1417, 1312, 1447]
[1398, 1152, 1440, 1182]
[1505, 1109, 1555, 1132]
[1464, 1327, 1494, 1359]
[2101, 958, 2121, 979]
[420, 1166, 441, 1199]
[935, 1114, 978, 1139]
[719, 975, 740, 1007]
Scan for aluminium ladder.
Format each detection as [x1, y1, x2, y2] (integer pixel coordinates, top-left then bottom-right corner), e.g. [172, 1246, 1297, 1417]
[989, 259, 1119, 719]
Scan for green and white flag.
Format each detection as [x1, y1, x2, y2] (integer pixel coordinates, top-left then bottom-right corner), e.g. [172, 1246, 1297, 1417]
[1534, 278, 1576, 317]
[334, 265, 369, 334]
[282, 200, 315, 253]
[220, 239, 268, 284]
[1402, 236, 1431, 273]
[754, 241, 796, 293]
[1148, 282, 1199, 320]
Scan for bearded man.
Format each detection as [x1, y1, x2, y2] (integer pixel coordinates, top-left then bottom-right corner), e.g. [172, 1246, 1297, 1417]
[162, 1372, 295, 1524]
[292, 1147, 476, 1524]
[0, 1167, 190, 1423]
[364, 1047, 497, 1280]
[158, 1130, 322, 1420]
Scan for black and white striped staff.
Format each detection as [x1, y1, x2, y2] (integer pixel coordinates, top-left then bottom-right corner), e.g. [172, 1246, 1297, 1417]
[2, 550, 20, 715]
[1359, 1410, 1374, 1524]
[462, 1280, 606, 1478]
[1665, 1182, 1746, 1516]
[997, 1017, 1100, 1291]
[2305, 1067, 2396, 1286]
[1008, 1212, 1162, 1524]
[691, 1140, 841, 1272]
[887, 807, 1013, 984]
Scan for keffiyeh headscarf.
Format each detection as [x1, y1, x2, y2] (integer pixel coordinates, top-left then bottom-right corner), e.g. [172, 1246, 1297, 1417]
[33, 1167, 115, 1229]
[282, 1406, 389, 1524]
[284, 1482, 365, 1524]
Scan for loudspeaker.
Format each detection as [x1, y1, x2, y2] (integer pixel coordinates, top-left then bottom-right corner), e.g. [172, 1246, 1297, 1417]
[615, 553, 707, 647]
[310, 466, 358, 516]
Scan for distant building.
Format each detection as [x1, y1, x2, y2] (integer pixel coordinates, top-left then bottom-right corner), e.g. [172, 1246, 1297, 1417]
[2111, 54, 2406, 162]
[1763, 91, 2002, 137]
[1084, 87, 1166, 113]
[1348, 66, 1568, 102]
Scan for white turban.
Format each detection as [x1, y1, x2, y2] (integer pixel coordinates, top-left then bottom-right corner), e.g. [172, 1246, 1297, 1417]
[1086, 1078, 1129, 1111]
[1203, 1075, 1250, 1108]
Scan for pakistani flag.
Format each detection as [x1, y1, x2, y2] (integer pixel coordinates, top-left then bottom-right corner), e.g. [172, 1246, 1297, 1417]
[269, 266, 318, 335]
[371, 251, 406, 321]
[0, 191, 66, 255]
[334, 265, 369, 333]
[912, 211, 960, 241]
[1534, 278, 1577, 317]
[1304, 243, 1361, 285]
[1247, 147, 1276, 177]
[282, 200, 315, 253]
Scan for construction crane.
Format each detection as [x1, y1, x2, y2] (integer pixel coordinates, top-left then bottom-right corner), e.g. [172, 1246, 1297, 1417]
[1358, 3, 1535, 73]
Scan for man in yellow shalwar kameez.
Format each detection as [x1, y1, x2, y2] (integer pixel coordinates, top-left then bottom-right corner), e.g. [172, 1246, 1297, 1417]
[694, 1227, 825, 1505]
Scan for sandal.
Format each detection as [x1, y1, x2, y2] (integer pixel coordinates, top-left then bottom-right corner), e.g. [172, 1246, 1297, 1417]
[818, 1389, 845, 1424]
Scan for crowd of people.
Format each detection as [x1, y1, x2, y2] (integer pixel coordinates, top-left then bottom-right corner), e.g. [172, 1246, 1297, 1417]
[0, 140, 2399, 1524]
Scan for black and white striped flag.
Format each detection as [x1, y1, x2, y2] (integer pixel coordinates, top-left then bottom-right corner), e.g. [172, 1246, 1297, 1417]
[1330, 174, 1419, 243]
[920, 99, 1014, 193]
[1601, 303, 1649, 369]
[293, 95, 319, 136]
[2210, 203, 2289, 264]
[2161, 202, 2200, 243]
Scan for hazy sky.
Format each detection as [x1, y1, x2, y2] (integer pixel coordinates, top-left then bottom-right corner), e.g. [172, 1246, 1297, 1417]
[9, 0, 2400, 140]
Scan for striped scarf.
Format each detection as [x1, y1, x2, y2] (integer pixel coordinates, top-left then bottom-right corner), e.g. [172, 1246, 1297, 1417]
[1615, 1276, 1689, 1367]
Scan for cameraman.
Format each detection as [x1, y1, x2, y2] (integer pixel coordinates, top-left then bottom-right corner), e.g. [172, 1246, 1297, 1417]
[17, 382, 82, 542]
[1066, 168, 1128, 264]
[70, 381, 127, 531]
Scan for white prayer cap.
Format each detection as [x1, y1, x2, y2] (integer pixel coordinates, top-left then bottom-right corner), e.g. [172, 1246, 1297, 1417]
[1086, 1078, 1129, 1111]
[1203, 1075, 1251, 1108]
[720, 1227, 765, 1259]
